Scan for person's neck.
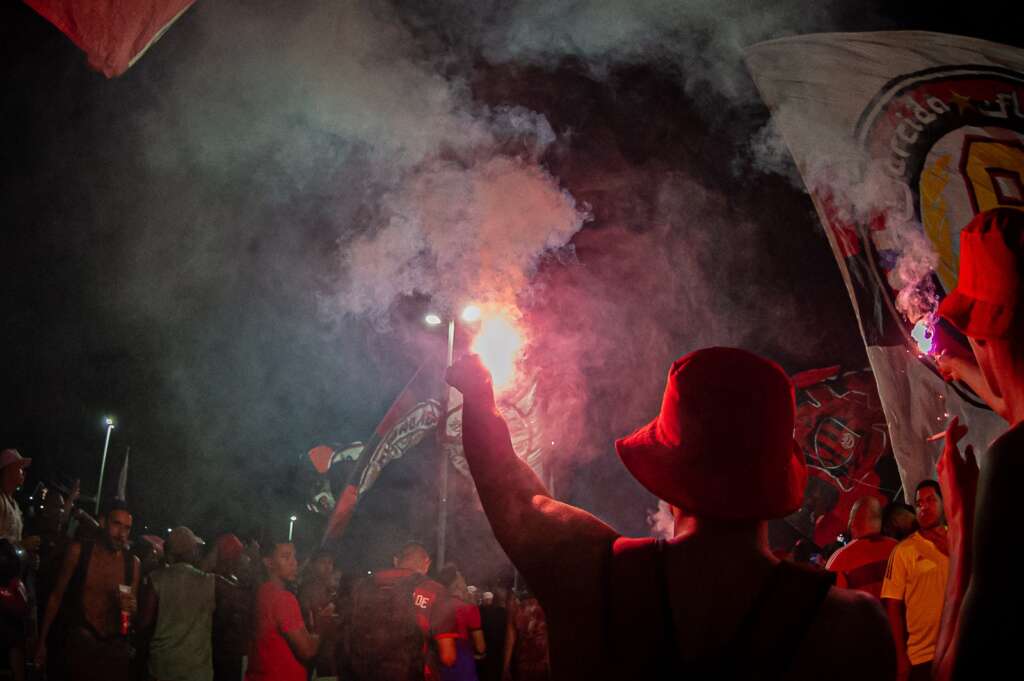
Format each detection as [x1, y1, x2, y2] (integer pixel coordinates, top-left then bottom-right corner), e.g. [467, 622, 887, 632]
[673, 514, 771, 556]
[268, 573, 286, 588]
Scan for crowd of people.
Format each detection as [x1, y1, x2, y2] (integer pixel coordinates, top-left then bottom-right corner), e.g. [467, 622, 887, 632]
[0, 451, 551, 681]
[3, 207, 1021, 680]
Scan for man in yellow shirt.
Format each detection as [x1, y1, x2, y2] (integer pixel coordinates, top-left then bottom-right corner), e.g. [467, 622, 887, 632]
[881, 480, 949, 681]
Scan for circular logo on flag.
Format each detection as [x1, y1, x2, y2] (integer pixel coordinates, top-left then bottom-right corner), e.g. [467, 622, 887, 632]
[850, 65, 1024, 404]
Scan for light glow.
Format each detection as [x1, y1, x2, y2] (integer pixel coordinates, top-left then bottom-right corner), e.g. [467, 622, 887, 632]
[461, 305, 482, 323]
[104, 416, 115, 427]
[911, 318, 935, 355]
[425, 313, 443, 326]
[471, 315, 523, 389]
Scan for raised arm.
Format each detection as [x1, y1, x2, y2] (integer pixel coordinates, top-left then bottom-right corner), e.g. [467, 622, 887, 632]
[933, 418, 977, 680]
[938, 431, 1021, 679]
[447, 356, 618, 596]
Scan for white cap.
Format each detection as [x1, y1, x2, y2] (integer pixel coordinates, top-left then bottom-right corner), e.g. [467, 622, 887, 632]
[0, 449, 31, 470]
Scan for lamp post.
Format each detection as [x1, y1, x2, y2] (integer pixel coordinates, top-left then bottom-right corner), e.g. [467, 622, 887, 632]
[289, 515, 298, 542]
[95, 416, 115, 516]
[425, 305, 478, 568]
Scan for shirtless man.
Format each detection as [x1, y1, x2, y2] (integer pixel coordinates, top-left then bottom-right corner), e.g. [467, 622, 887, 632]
[446, 347, 895, 680]
[35, 499, 141, 681]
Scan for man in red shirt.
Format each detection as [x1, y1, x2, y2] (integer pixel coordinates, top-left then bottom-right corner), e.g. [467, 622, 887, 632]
[245, 541, 321, 681]
[826, 496, 898, 598]
[446, 347, 895, 680]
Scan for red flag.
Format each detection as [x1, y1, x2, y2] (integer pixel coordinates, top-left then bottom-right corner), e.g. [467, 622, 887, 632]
[25, 0, 197, 78]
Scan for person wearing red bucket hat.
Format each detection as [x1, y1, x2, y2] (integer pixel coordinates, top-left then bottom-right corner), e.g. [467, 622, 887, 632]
[931, 208, 1024, 681]
[446, 348, 894, 681]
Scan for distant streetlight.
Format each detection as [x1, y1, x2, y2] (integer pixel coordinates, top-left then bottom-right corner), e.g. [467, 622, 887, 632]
[424, 313, 443, 326]
[289, 515, 298, 541]
[95, 417, 116, 515]
[461, 305, 481, 323]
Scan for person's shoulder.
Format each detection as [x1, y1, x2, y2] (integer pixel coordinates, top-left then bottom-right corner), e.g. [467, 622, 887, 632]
[825, 540, 855, 569]
[991, 421, 1024, 448]
[891, 532, 920, 555]
[417, 576, 447, 596]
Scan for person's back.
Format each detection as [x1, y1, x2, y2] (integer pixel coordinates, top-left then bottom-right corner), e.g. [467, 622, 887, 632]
[605, 535, 891, 679]
[825, 534, 898, 598]
[509, 594, 549, 681]
[148, 562, 215, 681]
[476, 599, 506, 681]
[347, 566, 454, 681]
[446, 348, 896, 680]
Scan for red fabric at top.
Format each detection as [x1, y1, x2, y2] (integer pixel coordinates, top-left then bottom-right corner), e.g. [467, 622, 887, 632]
[25, 0, 197, 77]
[245, 580, 307, 681]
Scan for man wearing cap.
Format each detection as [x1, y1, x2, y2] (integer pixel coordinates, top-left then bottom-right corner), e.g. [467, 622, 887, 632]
[445, 348, 894, 680]
[0, 450, 40, 553]
[139, 526, 216, 681]
[930, 207, 1024, 680]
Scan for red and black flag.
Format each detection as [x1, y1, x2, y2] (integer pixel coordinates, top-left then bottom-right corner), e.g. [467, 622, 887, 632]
[320, 362, 444, 545]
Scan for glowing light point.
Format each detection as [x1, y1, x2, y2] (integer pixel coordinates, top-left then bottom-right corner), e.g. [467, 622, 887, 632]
[471, 315, 524, 389]
[911, 318, 935, 355]
[461, 305, 482, 323]
[104, 416, 115, 428]
[425, 313, 443, 326]
[289, 515, 298, 522]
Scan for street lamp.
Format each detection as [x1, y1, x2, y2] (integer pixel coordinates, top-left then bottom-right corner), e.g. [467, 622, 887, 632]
[461, 305, 481, 323]
[289, 515, 298, 541]
[424, 304, 479, 568]
[95, 416, 115, 515]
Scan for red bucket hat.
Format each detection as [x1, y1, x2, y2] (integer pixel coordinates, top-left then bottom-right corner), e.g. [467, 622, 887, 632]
[615, 347, 807, 521]
[938, 208, 1024, 340]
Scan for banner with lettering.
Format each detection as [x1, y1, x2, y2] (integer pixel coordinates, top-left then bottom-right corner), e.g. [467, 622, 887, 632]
[746, 32, 1020, 496]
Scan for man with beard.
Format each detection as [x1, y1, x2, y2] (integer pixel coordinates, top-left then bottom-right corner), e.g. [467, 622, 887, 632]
[34, 499, 140, 681]
[881, 481, 948, 681]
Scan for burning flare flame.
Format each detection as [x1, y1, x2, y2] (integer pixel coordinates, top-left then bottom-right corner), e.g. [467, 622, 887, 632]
[471, 314, 523, 390]
[911, 318, 935, 355]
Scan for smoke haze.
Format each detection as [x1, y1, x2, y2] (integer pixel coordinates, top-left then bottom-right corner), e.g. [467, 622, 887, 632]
[5, 0, 932, 551]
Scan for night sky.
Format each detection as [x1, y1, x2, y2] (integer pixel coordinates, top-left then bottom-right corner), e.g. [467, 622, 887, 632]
[2, 1, 1021, 581]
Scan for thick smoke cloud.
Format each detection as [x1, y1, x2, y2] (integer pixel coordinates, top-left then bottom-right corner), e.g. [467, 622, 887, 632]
[9, 0, 887, 541]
